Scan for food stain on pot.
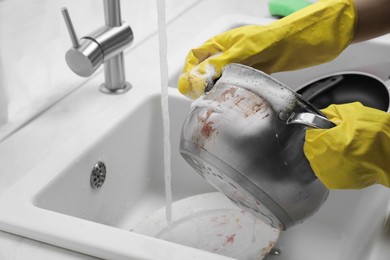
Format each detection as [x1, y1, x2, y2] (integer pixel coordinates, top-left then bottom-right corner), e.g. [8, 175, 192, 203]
[234, 96, 245, 107]
[223, 233, 236, 246]
[220, 86, 270, 119]
[217, 87, 237, 102]
[244, 101, 267, 118]
[198, 109, 217, 139]
[201, 121, 216, 139]
[193, 108, 218, 148]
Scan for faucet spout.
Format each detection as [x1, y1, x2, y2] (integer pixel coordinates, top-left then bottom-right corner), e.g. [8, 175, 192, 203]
[104, 0, 121, 26]
[62, 0, 133, 94]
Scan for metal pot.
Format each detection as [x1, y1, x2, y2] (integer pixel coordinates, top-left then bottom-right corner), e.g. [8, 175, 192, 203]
[180, 64, 334, 230]
[297, 71, 390, 112]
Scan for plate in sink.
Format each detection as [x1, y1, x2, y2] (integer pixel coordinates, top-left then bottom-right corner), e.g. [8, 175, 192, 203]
[133, 192, 280, 260]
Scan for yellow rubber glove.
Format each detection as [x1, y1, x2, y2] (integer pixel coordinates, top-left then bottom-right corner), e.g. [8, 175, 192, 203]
[304, 102, 390, 189]
[178, 0, 356, 99]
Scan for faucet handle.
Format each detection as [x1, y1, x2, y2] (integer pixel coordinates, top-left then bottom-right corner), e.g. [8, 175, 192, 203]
[61, 7, 80, 48]
[61, 7, 104, 77]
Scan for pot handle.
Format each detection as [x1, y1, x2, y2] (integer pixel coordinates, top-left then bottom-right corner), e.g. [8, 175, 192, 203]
[287, 112, 336, 129]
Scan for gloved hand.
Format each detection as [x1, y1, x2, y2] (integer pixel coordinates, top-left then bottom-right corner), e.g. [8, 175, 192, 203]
[304, 102, 390, 189]
[178, 0, 356, 99]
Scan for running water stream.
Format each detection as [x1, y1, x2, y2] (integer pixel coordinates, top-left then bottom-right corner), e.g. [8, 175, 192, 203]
[155, 0, 173, 229]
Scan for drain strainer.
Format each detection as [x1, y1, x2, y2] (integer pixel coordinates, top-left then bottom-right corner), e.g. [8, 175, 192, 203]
[90, 161, 106, 189]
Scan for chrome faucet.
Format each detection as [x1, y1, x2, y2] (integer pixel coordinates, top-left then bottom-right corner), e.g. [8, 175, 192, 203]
[61, 0, 133, 94]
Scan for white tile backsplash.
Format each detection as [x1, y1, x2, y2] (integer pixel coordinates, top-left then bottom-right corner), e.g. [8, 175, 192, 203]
[0, 0, 200, 131]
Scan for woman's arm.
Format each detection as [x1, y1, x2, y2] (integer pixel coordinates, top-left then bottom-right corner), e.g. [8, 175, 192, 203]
[353, 0, 390, 42]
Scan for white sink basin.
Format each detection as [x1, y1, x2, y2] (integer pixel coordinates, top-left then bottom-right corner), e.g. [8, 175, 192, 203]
[0, 15, 390, 260]
[33, 92, 213, 230]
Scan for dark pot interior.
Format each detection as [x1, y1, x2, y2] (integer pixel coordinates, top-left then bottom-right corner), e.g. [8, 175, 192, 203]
[297, 73, 390, 112]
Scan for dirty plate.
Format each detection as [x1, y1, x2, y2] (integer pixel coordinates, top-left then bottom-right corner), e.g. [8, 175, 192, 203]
[133, 192, 280, 259]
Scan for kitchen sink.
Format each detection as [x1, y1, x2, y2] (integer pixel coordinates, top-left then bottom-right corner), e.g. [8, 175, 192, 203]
[0, 15, 390, 260]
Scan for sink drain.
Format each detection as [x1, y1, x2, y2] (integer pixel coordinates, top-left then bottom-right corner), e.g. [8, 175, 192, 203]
[90, 161, 106, 189]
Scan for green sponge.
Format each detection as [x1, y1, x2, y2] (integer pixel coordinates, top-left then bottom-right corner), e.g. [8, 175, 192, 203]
[268, 0, 313, 18]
